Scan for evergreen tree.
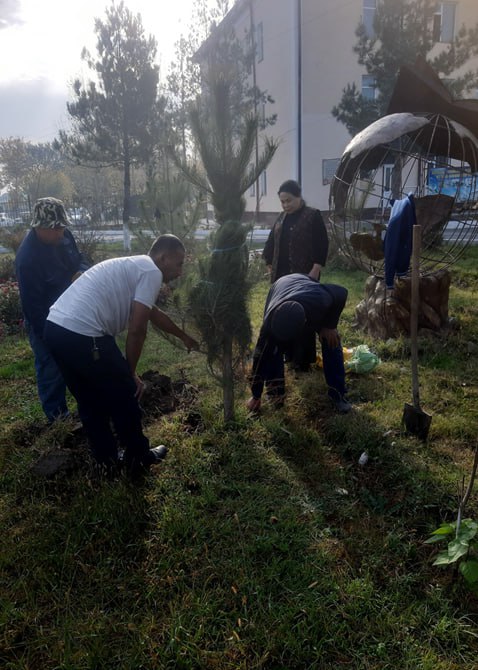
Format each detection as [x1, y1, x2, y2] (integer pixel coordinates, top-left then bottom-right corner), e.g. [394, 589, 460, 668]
[333, 0, 478, 136]
[55, 1, 165, 249]
[176, 70, 277, 422]
[135, 158, 203, 250]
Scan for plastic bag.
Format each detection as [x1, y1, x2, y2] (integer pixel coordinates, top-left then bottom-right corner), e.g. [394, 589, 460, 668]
[316, 347, 353, 369]
[344, 344, 380, 374]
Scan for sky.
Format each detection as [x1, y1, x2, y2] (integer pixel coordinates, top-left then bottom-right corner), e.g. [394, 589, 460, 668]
[0, 0, 213, 143]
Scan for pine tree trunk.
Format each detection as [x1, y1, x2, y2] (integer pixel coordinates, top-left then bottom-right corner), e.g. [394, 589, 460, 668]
[222, 334, 235, 423]
[122, 145, 131, 252]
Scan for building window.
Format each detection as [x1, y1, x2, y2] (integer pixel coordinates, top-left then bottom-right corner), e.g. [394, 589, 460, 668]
[256, 22, 264, 62]
[362, 0, 376, 38]
[433, 3, 456, 43]
[260, 170, 267, 196]
[361, 74, 377, 100]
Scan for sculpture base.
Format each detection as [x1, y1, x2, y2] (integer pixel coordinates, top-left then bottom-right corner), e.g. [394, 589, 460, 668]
[354, 269, 451, 339]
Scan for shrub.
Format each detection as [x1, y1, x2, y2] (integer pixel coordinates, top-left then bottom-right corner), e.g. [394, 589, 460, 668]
[0, 280, 24, 336]
[0, 228, 27, 254]
[0, 255, 16, 281]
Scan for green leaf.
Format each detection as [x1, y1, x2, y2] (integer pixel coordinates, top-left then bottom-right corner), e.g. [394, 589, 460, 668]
[433, 550, 454, 566]
[447, 538, 470, 563]
[433, 524, 455, 535]
[456, 519, 478, 543]
[424, 524, 455, 543]
[424, 534, 449, 544]
[459, 560, 478, 584]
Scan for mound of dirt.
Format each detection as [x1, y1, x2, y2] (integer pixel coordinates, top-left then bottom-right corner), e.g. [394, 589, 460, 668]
[30, 371, 199, 478]
[140, 370, 198, 421]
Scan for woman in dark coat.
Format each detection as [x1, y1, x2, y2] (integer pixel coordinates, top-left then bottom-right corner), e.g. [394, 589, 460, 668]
[262, 180, 329, 370]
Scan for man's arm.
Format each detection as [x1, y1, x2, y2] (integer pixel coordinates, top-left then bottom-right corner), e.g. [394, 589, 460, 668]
[126, 302, 199, 400]
[126, 301, 150, 397]
[308, 263, 322, 281]
[149, 305, 199, 352]
[319, 327, 340, 349]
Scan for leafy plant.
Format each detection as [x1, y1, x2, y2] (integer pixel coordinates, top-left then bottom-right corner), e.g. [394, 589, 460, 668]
[425, 518, 478, 588]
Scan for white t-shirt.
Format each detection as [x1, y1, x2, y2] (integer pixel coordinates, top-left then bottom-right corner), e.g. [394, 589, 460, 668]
[47, 255, 163, 337]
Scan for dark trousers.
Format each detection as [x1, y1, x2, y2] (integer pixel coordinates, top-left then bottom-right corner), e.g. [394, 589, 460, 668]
[44, 321, 150, 467]
[251, 334, 347, 401]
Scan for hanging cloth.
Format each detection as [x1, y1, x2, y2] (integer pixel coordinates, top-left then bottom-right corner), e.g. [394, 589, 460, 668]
[383, 193, 416, 289]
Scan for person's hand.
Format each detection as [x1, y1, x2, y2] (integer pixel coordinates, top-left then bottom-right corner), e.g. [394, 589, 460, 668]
[133, 373, 146, 400]
[246, 396, 261, 412]
[308, 264, 321, 281]
[319, 328, 340, 349]
[182, 333, 200, 352]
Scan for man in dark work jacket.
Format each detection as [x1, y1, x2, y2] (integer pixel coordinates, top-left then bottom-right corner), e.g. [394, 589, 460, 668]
[16, 197, 90, 422]
[246, 273, 352, 414]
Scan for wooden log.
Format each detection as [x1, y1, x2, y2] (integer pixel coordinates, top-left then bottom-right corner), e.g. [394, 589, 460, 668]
[354, 269, 451, 338]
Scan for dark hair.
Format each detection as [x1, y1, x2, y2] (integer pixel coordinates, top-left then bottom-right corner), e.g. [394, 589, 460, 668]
[149, 234, 185, 256]
[278, 180, 301, 197]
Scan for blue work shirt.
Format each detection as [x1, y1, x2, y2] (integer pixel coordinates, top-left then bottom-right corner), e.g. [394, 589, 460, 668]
[15, 228, 89, 339]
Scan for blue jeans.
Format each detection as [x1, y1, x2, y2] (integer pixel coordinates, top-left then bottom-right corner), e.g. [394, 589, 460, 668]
[44, 321, 151, 469]
[26, 321, 69, 422]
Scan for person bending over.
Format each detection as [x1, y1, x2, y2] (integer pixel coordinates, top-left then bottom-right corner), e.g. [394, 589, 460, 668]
[247, 273, 351, 414]
[44, 234, 199, 478]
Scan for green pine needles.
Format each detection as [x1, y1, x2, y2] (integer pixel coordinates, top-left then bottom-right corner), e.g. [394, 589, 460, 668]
[189, 221, 252, 376]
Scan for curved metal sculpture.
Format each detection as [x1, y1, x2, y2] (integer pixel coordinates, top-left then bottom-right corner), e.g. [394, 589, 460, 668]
[329, 112, 478, 278]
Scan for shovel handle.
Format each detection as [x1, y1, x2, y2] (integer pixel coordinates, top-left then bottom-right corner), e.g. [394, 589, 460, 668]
[410, 225, 421, 409]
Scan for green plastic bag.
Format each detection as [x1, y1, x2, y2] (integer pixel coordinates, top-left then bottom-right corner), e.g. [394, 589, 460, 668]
[344, 344, 380, 374]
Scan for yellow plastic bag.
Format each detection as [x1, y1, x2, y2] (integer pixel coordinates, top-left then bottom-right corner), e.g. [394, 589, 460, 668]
[316, 347, 353, 369]
[316, 345, 380, 374]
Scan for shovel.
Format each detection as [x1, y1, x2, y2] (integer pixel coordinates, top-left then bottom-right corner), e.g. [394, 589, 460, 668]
[402, 224, 432, 440]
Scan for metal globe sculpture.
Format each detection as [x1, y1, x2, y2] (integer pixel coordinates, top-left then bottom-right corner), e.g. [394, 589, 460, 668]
[329, 112, 478, 278]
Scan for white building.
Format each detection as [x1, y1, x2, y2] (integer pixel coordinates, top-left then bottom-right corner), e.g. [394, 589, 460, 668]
[196, 0, 478, 223]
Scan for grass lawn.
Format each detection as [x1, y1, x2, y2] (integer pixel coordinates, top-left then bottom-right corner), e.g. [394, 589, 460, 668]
[1, 248, 478, 669]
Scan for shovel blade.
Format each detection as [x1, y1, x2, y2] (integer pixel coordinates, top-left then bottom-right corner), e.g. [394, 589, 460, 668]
[402, 402, 432, 441]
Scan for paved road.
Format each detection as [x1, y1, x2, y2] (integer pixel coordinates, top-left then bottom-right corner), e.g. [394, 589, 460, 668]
[2, 221, 477, 254]
[93, 227, 271, 243]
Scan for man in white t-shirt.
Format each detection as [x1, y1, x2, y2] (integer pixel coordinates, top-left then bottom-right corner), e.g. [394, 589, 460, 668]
[44, 234, 199, 478]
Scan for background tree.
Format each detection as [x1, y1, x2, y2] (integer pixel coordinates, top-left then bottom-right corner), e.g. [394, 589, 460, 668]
[0, 138, 71, 214]
[176, 70, 278, 422]
[65, 164, 122, 225]
[166, 0, 275, 158]
[134, 157, 203, 251]
[55, 1, 166, 250]
[332, 0, 478, 136]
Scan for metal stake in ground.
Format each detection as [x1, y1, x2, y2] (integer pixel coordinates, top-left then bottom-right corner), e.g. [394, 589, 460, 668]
[403, 224, 432, 440]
